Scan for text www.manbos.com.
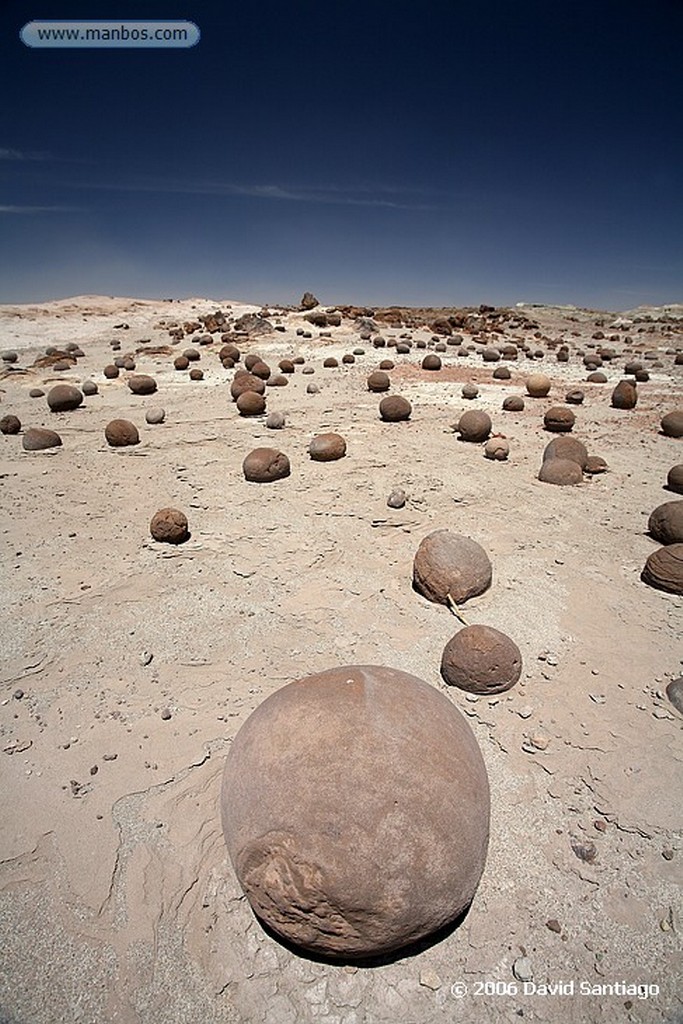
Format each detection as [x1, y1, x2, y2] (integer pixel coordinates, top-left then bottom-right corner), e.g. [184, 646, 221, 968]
[20, 21, 200, 48]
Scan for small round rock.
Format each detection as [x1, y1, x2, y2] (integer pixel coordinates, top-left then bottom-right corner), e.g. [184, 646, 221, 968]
[0, 415, 21, 435]
[243, 447, 291, 482]
[266, 411, 285, 429]
[641, 544, 683, 594]
[22, 427, 62, 451]
[538, 458, 583, 485]
[145, 407, 165, 425]
[81, 380, 98, 396]
[309, 433, 347, 461]
[502, 395, 525, 412]
[379, 395, 412, 422]
[484, 437, 509, 460]
[236, 391, 266, 416]
[440, 625, 522, 694]
[387, 488, 406, 509]
[661, 411, 683, 438]
[128, 374, 157, 395]
[150, 507, 189, 544]
[458, 410, 492, 442]
[648, 501, 683, 545]
[666, 464, 683, 494]
[367, 371, 391, 392]
[544, 406, 575, 433]
[525, 374, 551, 398]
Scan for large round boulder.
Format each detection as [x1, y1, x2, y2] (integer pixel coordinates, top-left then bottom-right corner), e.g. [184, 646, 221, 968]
[440, 625, 522, 694]
[611, 380, 637, 409]
[525, 374, 551, 398]
[128, 374, 157, 395]
[231, 373, 266, 400]
[367, 371, 390, 392]
[457, 410, 492, 442]
[379, 395, 412, 422]
[538, 458, 583, 485]
[648, 501, 683, 545]
[243, 447, 290, 482]
[104, 419, 140, 447]
[543, 406, 575, 433]
[47, 384, 83, 412]
[309, 433, 347, 461]
[641, 544, 683, 595]
[22, 427, 62, 451]
[413, 530, 492, 606]
[236, 391, 266, 416]
[661, 411, 683, 438]
[221, 664, 490, 958]
[542, 436, 588, 469]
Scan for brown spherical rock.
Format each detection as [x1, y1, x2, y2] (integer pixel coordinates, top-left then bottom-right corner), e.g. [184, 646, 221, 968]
[266, 411, 285, 430]
[266, 374, 288, 387]
[221, 664, 490, 958]
[584, 455, 608, 474]
[22, 427, 62, 451]
[648, 501, 683, 545]
[250, 360, 271, 380]
[279, 359, 295, 373]
[502, 395, 524, 412]
[440, 625, 522, 694]
[150, 507, 189, 544]
[0, 414, 21, 435]
[661, 411, 683, 438]
[538, 458, 583, 485]
[174, 355, 190, 371]
[542, 436, 588, 469]
[667, 464, 683, 494]
[525, 373, 551, 397]
[231, 373, 266, 400]
[611, 380, 637, 409]
[189, 368, 204, 381]
[127, 374, 157, 396]
[236, 391, 266, 416]
[462, 383, 479, 399]
[422, 354, 441, 370]
[323, 357, 339, 368]
[544, 406, 575, 433]
[103, 364, 119, 379]
[242, 447, 291, 482]
[81, 380, 98, 396]
[484, 437, 509, 460]
[308, 433, 347, 462]
[587, 371, 608, 383]
[104, 419, 140, 447]
[47, 384, 83, 412]
[367, 371, 390, 392]
[641, 544, 683, 594]
[379, 395, 412, 422]
[565, 389, 584, 405]
[29, 388, 45, 398]
[413, 530, 492, 606]
[457, 410, 492, 442]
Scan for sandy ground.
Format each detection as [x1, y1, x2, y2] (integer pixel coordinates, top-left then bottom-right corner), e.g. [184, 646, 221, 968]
[0, 295, 681, 1024]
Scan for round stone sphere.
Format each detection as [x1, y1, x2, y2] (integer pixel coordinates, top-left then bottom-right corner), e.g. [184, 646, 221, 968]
[22, 427, 62, 451]
[174, 355, 190, 371]
[502, 395, 524, 412]
[379, 395, 412, 422]
[279, 359, 295, 374]
[104, 419, 139, 447]
[244, 353, 262, 371]
[378, 359, 395, 371]
[266, 411, 285, 429]
[309, 433, 347, 461]
[484, 437, 509, 460]
[462, 383, 479, 399]
[221, 664, 490, 959]
[413, 530, 492, 606]
[145, 407, 165, 425]
[103, 364, 119, 379]
[584, 455, 608, 475]
[525, 374, 551, 398]
[641, 544, 683, 595]
[47, 384, 83, 412]
[150, 507, 189, 544]
[538, 458, 583, 485]
[565, 388, 584, 405]
[231, 373, 266, 400]
[243, 447, 290, 483]
[667, 464, 683, 494]
[128, 374, 157, 395]
[587, 371, 607, 383]
[0, 414, 21, 435]
[323, 357, 339, 368]
[266, 374, 288, 387]
[611, 380, 637, 409]
[367, 371, 390, 392]
[457, 410, 492, 442]
[440, 625, 522, 694]
[492, 366, 511, 380]
[648, 501, 683, 545]
[542, 436, 588, 469]
[236, 391, 266, 416]
[422, 354, 441, 370]
[251, 360, 271, 380]
[29, 388, 45, 398]
[81, 380, 98, 396]
[661, 411, 683, 438]
[544, 406, 575, 433]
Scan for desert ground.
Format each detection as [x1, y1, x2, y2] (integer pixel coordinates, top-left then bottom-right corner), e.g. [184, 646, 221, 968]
[0, 294, 681, 1024]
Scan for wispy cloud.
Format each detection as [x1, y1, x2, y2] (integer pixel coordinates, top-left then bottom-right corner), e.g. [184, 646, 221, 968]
[66, 175, 441, 210]
[0, 204, 86, 214]
[0, 148, 52, 162]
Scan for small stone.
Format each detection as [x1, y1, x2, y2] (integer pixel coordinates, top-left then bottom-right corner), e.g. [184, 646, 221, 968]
[419, 969, 442, 990]
[150, 508, 189, 544]
[160, 708, 172, 720]
[512, 957, 533, 983]
[594, 819, 608, 832]
[387, 488, 406, 509]
[530, 733, 549, 750]
[517, 707, 533, 719]
[140, 651, 153, 666]
[0, 415, 21, 435]
[22, 427, 62, 451]
[90, 765, 98, 775]
[662, 849, 675, 861]
[546, 919, 562, 934]
[102, 753, 118, 761]
[571, 840, 597, 863]
[13, 689, 24, 700]
[265, 411, 285, 430]
[145, 407, 165, 425]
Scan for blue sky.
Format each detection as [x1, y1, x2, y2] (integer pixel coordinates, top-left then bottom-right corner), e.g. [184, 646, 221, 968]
[1, 0, 681, 308]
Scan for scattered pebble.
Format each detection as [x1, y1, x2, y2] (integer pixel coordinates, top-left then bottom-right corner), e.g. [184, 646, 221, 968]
[140, 651, 153, 666]
[512, 957, 534, 982]
[419, 969, 442, 990]
[571, 840, 597, 863]
[546, 919, 562, 933]
[517, 706, 533, 719]
[160, 708, 172, 720]
[13, 689, 24, 700]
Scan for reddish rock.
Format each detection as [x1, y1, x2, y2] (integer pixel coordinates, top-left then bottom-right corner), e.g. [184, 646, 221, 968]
[538, 458, 583, 485]
[413, 530, 492, 606]
[150, 507, 189, 544]
[236, 391, 266, 416]
[641, 544, 683, 594]
[221, 664, 490, 958]
[440, 625, 522, 694]
[422, 354, 442, 370]
[502, 395, 524, 411]
[309, 433, 347, 462]
[667, 464, 683, 494]
[230, 373, 266, 400]
[457, 410, 492, 442]
[22, 427, 62, 451]
[648, 501, 683, 545]
[103, 364, 119, 379]
[611, 380, 637, 409]
[47, 384, 83, 412]
[661, 411, 683, 438]
[525, 374, 551, 398]
[0, 415, 21, 434]
[584, 455, 608, 474]
[242, 447, 290, 482]
[542, 436, 588, 469]
[379, 395, 412, 422]
[104, 419, 139, 447]
[128, 374, 157, 395]
[367, 371, 391, 392]
[544, 407, 575, 433]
